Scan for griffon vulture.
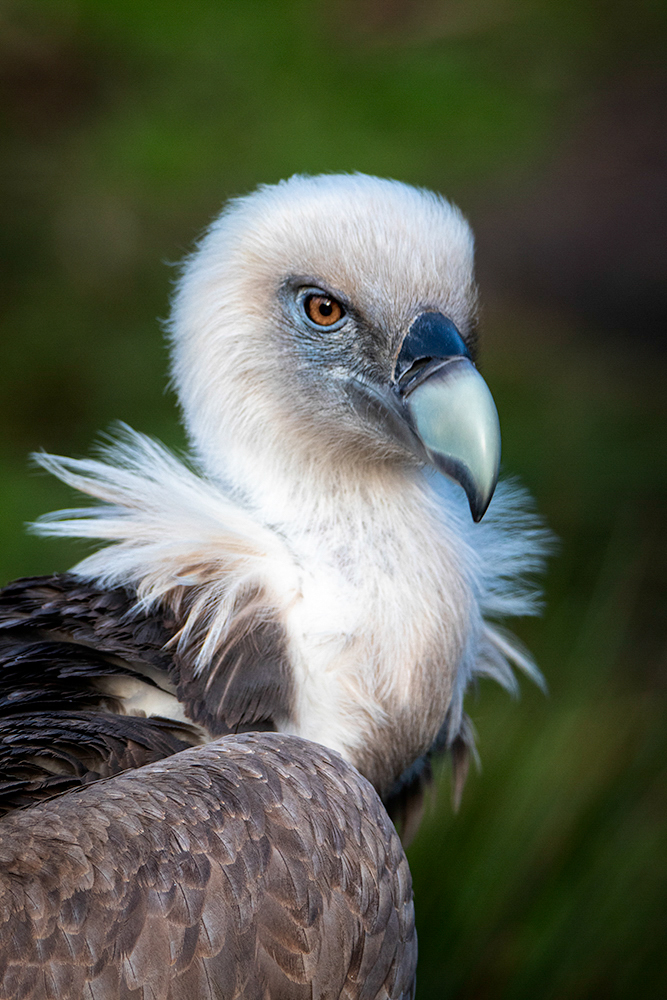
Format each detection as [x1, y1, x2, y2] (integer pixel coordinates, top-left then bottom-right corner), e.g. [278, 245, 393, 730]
[0, 174, 546, 998]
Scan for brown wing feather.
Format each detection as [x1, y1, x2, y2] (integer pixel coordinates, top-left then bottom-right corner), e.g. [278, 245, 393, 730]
[0, 574, 177, 672]
[0, 712, 203, 814]
[0, 732, 416, 1000]
[0, 575, 295, 743]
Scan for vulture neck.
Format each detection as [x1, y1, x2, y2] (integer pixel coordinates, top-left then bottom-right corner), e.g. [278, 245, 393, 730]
[215, 441, 419, 532]
[201, 441, 474, 793]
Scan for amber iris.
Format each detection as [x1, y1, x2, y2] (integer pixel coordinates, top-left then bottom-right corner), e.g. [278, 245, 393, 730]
[304, 294, 344, 327]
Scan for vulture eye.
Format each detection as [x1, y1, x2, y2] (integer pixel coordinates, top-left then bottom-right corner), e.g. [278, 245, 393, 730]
[301, 291, 346, 329]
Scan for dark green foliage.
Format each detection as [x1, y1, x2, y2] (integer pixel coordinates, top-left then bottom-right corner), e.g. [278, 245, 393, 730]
[1, 1, 665, 995]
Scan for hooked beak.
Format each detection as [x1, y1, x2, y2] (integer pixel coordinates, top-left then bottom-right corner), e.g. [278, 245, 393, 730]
[395, 312, 501, 522]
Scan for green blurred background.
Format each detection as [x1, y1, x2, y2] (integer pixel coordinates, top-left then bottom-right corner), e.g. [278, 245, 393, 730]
[1, 1, 665, 995]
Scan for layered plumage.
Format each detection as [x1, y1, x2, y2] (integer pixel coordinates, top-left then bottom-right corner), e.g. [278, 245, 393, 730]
[0, 173, 548, 997]
[0, 733, 417, 999]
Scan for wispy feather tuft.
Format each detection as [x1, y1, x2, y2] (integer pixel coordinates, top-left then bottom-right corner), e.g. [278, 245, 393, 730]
[32, 425, 299, 673]
[429, 472, 553, 749]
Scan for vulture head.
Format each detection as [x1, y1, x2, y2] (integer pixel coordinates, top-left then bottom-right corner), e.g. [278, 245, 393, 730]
[34, 173, 547, 819]
[170, 173, 494, 517]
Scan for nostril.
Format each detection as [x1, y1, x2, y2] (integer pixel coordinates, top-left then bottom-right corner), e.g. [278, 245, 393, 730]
[396, 357, 433, 390]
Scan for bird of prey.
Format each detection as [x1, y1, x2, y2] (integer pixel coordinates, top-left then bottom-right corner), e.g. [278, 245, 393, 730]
[0, 174, 546, 998]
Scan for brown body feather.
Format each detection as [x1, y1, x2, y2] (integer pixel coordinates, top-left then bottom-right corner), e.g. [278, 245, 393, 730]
[0, 733, 417, 1000]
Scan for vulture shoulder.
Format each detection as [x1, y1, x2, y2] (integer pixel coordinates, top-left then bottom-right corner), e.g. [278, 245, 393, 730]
[0, 732, 417, 1000]
[0, 573, 193, 814]
[0, 573, 297, 814]
[0, 574, 418, 996]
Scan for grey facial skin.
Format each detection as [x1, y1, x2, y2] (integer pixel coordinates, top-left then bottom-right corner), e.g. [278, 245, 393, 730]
[283, 279, 500, 521]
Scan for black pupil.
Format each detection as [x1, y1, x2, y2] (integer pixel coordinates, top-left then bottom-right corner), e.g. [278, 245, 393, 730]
[319, 300, 333, 316]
